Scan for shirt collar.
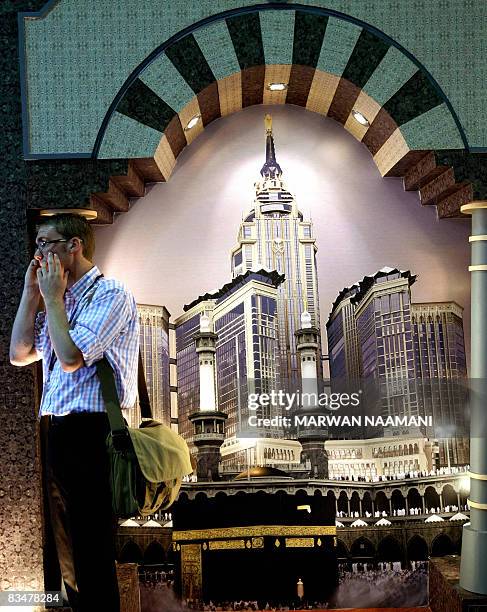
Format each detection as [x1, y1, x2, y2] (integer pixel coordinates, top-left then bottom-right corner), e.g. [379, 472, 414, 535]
[66, 265, 102, 301]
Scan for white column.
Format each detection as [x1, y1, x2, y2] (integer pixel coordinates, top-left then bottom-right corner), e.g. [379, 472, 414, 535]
[199, 355, 216, 412]
[198, 314, 217, 412]
[299, 310, 318, 408]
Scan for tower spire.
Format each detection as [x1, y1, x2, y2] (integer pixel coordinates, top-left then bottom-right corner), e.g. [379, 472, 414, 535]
[260, 114, 282, 179]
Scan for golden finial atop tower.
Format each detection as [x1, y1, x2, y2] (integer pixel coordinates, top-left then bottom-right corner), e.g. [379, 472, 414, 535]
[261, 114, 281, 178]
[265, 113, 272, 134]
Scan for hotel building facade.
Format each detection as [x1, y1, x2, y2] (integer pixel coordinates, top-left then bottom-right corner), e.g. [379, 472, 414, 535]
[230, 114, 322, 389]
[174, 117, 320, 467]
[174, 269, 303, 467]
[327, 268, 468, 465]
[130, 304, 174, 429]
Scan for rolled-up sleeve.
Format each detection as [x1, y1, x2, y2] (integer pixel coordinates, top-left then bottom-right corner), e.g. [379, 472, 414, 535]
[34, 311, 46, 354]
[69, 289, 132, 368]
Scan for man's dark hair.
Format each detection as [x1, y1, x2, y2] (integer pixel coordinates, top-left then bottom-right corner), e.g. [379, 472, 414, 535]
[37, 213, 95, 261]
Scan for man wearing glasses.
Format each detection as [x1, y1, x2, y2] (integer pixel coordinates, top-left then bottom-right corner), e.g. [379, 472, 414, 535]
[9, 213, 139, 611]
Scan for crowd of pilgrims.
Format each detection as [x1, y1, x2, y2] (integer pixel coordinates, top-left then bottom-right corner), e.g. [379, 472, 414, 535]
[183, 601, 329, 610]
[333, 561, 428, 608]
[139, 562, 428, 611]
[331, 464, 468, 482]
[336, 503, 467, 518]
[139, 567, 178, 612]
[183, 464, 468, 484]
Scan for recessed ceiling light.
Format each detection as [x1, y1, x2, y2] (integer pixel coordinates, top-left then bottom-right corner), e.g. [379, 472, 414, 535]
[39, 208, 98, 220]
[351, 110, 370, 127]
[185, 115, 201, 130]
[267, 82, 287, 91]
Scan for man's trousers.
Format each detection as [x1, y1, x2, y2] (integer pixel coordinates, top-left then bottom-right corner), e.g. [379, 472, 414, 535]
[45, 412, 120, 612]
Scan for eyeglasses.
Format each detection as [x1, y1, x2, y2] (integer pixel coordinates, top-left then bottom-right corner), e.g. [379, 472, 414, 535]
[35, 238, 69, 251]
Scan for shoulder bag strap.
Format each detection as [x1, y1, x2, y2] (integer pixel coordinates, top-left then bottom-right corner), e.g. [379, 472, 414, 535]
[96, 357, 127, 434]
[79, 281, 154, 428]
[97, 349, 153, 433]
[137, 351, 152, 419]
[67, 274, 128, 435]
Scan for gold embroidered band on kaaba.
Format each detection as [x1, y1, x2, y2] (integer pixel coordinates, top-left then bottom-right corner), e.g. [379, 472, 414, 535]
[172, 525, 337, 541]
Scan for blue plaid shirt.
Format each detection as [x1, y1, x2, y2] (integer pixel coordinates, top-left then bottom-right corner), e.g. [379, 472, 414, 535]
[34, 265, 139, 416]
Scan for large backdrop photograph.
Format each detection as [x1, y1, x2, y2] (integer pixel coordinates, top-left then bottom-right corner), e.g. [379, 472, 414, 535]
[95, 103, 473, 610]
[2, 2, 487, 612]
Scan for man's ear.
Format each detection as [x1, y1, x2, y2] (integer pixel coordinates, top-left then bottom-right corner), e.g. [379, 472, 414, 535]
[69, 237, 83, 253]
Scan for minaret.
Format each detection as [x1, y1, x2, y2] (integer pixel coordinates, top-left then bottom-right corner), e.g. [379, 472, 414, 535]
[230, 115, 322, 390]
[295, 308, 329, 479]
[188, 314, 228, 481]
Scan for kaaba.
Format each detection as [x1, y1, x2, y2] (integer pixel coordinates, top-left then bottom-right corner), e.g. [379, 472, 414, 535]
[171, 467, 338, 604]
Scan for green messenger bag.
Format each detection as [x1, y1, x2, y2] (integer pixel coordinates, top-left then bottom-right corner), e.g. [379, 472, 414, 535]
[96, 355, 193, 519]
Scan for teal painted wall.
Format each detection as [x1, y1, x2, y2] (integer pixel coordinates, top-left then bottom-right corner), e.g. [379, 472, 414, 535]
[21, 0, 487, 154]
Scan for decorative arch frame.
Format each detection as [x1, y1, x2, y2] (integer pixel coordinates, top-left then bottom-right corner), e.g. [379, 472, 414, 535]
[20, 2, 487, 224]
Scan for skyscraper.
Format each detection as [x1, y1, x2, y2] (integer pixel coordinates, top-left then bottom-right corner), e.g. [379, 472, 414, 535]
[230, 114, 322, 389]
[411, 302, 467, 379]
[353, 267, 419, 430]
[327, 268, 469, 464]
[174, 309, 206, 444]
[327, 268, 418, 439]
[327, 284, 362, 380]
[411, 302, 468, 465]
[173, 116, 325, 471]
[175, 270, 287, 455]
[134, 304, 172, 428]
